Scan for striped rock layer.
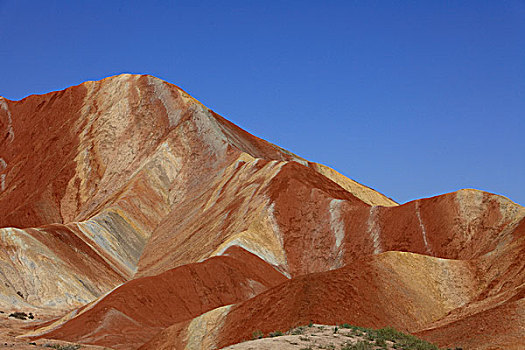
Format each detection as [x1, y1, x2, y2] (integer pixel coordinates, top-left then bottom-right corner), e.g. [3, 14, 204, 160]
[0, 75, 523, 349]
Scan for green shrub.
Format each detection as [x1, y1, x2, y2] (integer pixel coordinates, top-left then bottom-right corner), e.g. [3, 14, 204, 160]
[374, 327, 438, 350]
[252, 329, 263, 339]
[341, 340, 373, 350]
[340, 324, 439, 350]
[269, 330, 284, 337]
[375, 337, 387, 349]
[44, 344, 81, 350]
[291, 326, 306, 335]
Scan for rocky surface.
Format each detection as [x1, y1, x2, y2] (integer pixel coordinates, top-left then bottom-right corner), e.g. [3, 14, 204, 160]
[0, 75, 523, 349]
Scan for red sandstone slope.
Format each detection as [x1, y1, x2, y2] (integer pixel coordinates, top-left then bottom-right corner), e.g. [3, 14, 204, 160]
[0, 75, 523, 350]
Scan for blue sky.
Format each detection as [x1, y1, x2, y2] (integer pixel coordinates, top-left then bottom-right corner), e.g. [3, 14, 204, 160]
[1, 1, 524, 205]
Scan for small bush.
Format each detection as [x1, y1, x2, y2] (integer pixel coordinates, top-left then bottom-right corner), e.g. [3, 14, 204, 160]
[252, 330, 263, 339]
[341, 340, 373, 350]
[269, 330, 284, 337]
[291, 326, 306, 335]
[375, 337, 387, 349]
[375, 327, 438, 350]
[339, 324, 439, 350]
[44, 344, 81, 350]
[9, 312, 28, 320]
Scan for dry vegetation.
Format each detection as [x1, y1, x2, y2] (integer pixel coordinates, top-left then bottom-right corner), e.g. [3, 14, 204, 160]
[223, 323, 450, 350]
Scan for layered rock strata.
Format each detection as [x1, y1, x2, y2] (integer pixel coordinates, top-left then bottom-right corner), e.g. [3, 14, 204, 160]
[0, 75, 522, 349]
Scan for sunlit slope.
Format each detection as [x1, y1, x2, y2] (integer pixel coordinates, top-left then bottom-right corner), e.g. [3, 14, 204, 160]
[0, 74, 393, 310]
[0, 75, 522, 350]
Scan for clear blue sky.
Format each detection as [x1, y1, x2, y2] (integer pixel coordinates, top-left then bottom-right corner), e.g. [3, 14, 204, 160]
[1, 1, 524, 205]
